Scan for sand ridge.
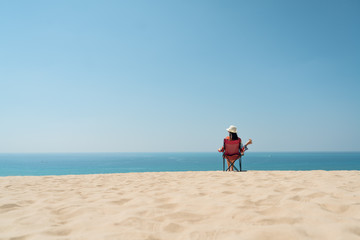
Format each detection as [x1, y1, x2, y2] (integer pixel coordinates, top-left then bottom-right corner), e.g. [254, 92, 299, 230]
[0, 171, 359, 240]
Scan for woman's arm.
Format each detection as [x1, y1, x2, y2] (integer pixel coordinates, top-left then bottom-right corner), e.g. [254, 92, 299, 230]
[241, 139, 253, 154]
[245, 139, 252, 147]
[218, 146, 224, 152]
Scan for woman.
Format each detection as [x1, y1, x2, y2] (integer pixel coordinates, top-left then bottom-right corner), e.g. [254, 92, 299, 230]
[218, 125, 252, 171]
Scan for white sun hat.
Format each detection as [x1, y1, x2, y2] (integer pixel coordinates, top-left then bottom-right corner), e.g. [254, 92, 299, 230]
[226, 125, 237, 133]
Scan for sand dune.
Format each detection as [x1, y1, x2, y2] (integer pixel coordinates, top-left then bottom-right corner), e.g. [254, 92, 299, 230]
[0, 171, 359, 240]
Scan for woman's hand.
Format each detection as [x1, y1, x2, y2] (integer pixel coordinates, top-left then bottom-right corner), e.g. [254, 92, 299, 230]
[246, 139, 253, 146]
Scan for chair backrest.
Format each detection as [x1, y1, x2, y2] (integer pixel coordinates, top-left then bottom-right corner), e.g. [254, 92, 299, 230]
[224, 138, 242, 156]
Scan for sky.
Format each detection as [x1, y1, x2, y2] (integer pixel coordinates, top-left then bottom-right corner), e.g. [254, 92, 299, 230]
[0, 0, 359, 152]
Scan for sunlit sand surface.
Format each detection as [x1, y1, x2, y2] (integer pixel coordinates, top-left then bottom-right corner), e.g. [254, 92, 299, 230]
[1, 171, 359, 240]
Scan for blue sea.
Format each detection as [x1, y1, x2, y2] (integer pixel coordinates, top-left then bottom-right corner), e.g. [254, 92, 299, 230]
[0, 152, 360, 176]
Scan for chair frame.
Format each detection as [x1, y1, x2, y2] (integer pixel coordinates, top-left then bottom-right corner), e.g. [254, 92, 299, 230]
[222, 138, 243, 172]
[223, 154, 242, 172]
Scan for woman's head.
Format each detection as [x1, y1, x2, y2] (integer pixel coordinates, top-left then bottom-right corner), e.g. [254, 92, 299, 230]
[229, 132, 239, 140]
[227, 125, 239, 140]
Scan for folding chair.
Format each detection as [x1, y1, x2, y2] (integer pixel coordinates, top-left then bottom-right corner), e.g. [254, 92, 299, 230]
[222, 138, 243, 172]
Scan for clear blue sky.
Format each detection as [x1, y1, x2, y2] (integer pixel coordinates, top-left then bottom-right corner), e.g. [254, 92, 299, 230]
[1, 0, 359, 152]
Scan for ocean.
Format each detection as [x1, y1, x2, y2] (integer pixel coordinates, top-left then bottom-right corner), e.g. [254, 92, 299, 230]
[0, 152, 359, 176]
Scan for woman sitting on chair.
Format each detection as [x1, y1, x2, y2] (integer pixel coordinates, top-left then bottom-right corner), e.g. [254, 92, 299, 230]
[218, 125, 252, 171]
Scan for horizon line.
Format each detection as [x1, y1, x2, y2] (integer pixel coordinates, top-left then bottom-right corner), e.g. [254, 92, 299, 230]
[1, 151, 360, 154]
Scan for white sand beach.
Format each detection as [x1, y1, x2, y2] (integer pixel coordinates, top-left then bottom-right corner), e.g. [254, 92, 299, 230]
[0, 171, 359, 240]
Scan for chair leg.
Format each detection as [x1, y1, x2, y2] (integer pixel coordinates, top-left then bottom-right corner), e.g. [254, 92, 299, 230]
[226, 160, 239, 172]
[226, 165, 232, 171]
[226, 161, 233, 171]
[223, 156, 225, 171]
[233, 164, 239, 172]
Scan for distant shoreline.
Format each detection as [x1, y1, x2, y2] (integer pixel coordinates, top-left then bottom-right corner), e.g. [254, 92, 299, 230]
[1, 151, 360, 154]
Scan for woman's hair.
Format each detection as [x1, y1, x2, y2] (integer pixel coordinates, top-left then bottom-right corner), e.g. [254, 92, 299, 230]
[229, 132, 239, 141]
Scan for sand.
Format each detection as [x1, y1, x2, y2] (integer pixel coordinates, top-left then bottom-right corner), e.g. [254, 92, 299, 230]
[0, 171, 359, 240]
